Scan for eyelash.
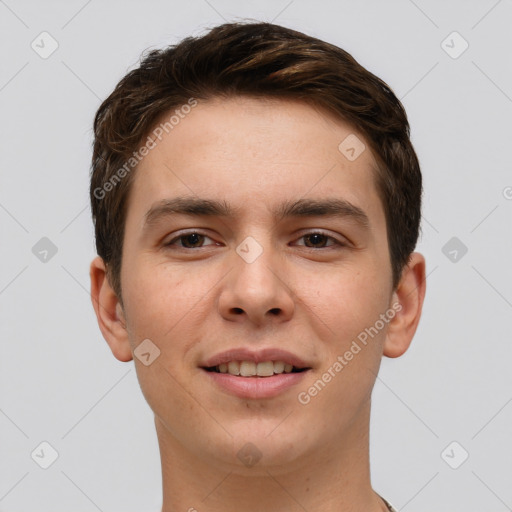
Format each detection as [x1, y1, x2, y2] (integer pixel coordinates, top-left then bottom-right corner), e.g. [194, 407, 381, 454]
[165, 230, 346, 250]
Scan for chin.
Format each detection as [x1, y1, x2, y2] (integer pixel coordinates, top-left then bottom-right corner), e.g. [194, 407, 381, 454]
[221, 426, 311, 473]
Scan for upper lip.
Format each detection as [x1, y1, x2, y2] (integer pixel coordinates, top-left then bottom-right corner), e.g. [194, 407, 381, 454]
[201, 348, 312, 369]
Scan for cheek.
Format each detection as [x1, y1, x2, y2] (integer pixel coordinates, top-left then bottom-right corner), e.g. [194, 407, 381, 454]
[293, 263, 390, 348]
[297, 270, 389, 420]
[121, 258, 217, 345]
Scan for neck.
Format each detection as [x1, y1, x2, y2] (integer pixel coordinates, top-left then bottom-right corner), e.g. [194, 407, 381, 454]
[157, 402, 389, 512]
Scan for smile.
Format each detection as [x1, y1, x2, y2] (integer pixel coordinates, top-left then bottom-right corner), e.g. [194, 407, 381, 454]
[204, 360, 308, 377]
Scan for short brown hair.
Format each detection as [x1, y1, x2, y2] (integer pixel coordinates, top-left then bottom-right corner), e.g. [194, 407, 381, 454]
[90, 21, 422, 299]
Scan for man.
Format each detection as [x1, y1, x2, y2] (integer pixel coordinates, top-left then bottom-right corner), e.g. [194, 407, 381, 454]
[89, 21, 425, 512]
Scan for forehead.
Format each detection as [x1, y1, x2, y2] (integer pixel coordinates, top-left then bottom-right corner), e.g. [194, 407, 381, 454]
[128, 96, 385, 229]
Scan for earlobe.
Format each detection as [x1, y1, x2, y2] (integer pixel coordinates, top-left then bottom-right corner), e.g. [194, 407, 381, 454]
[383, 252, 426, 358]
[89, 256, 133, 362]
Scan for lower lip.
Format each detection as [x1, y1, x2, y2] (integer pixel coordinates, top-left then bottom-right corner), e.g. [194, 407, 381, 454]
[202, 369, 310, 399]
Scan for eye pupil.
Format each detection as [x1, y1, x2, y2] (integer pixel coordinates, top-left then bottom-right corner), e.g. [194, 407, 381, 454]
[182, 233, 203, 248]
[305, 233, 327, 248]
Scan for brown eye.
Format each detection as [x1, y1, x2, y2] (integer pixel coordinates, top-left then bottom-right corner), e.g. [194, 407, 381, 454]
[303, 233, 330, 248]
[295, 232, 342, 249]
[179, 233, 205, 248]
[166, 232, 215, 249]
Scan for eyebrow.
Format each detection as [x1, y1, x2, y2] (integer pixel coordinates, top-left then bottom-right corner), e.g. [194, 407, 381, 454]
[143, 196, 370, 229]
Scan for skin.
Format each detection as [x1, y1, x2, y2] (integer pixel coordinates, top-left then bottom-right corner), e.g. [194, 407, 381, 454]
[90, 96, 426, 512]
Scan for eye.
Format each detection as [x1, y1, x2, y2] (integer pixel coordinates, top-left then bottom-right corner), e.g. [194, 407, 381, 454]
[164, 230, 345, 250]
[294, 231, 344, 249]
[165, 231, 216, 249]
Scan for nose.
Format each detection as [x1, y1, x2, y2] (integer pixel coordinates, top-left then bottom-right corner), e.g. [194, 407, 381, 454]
[217, 239, 295, 326]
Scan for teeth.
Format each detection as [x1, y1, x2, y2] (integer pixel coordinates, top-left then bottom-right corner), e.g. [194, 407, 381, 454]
[273, 361, 285, 373]
[227, 361, 240, 375]
[240, 361, 256, 376]
[215, 360, 298, 377]
[256, 361, 274, 376]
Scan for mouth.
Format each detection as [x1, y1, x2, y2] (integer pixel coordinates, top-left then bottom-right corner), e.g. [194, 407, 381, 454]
[202, 361, 310, 377]
[201, 361, 311, 399]
[199, 348, 313, 398]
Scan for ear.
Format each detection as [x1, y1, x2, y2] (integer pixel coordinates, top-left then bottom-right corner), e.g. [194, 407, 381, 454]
[383, 252, 426, 358]
[89, 256, 133, 362]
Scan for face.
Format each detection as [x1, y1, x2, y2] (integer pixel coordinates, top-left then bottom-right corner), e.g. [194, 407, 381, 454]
[104, 96, 404, 473]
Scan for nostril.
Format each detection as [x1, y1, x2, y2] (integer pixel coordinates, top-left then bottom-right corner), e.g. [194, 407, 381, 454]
[269, 308, 280, 315]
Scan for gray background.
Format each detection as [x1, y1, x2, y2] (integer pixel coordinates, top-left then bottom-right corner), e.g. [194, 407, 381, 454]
[1, 0, 511, 511]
